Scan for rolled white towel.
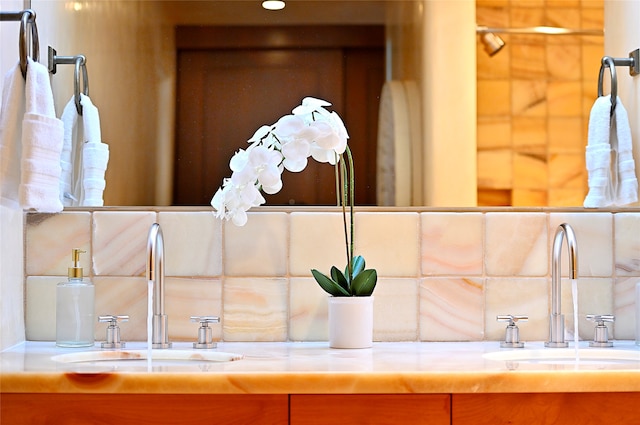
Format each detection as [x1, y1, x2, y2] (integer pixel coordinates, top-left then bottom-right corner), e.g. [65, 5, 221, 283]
[583, 96, 613, 208]
[612, 99, 638, 206]
[80, 94, 101, 142]
[59, 96, 79, 206]
[81, 142, 109, 206]
[78, 93, 108, 206]
[58, 93, 109, 206]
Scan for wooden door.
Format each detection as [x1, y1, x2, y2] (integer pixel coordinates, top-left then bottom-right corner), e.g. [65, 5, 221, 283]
[174, 26, 384, 206]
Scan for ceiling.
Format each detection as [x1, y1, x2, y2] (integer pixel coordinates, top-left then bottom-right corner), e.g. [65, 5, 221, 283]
[159, 0, 387, 26]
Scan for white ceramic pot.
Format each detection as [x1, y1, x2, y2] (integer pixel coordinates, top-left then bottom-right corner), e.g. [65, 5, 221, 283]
[328, 296, 374, 349]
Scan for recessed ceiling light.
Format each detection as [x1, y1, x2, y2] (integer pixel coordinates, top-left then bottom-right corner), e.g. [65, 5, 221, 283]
[262, 1, 286, 11]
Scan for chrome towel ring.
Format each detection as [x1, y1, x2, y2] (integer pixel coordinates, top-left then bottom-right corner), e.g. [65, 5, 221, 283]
[0, 9, 39, 79]
[597, 49, 640, 116]
[73, 56, 89, 115]
[48, 47, 89, 115]
[598, 56, 618, 115]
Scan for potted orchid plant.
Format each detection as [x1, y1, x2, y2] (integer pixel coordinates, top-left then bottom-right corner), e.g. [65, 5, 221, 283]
[211, 97, 377, 348]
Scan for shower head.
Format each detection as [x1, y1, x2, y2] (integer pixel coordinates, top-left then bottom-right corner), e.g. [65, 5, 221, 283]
[479, 32, 506, 57]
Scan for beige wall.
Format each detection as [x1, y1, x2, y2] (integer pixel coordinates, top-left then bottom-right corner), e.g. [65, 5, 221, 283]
[0, 202, 24, 349]
[606, 0, 640, 207]
[422, 0, 478, 207]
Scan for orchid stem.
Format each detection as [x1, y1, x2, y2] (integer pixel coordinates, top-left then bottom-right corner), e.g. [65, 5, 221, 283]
[338, 153, 350, 279]
[344, 146, 355, 281]
[335, 154, 341, 206]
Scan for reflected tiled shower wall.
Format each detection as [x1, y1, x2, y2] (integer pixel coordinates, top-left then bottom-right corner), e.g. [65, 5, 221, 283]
[24, 209, 640, 344]
[476, 0, 604, 206]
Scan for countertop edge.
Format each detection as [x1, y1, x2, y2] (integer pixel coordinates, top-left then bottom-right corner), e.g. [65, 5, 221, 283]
[4, 370, 640, 394]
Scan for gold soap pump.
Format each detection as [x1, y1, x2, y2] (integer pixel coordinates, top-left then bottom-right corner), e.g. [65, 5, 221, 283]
[68, 248, 85, 279]
[56, 248, 95, 348]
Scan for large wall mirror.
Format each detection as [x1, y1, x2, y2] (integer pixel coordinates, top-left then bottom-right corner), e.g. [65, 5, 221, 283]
[26, 0, 605, 208]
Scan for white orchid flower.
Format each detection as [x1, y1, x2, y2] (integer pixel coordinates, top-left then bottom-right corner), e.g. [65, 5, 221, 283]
[273, 115, 305, 138]
[212, 97, 350, 225]
[281, 138, 310, 172]
[292, 97, 331, 115]
[329, 111, 349, 141]
[229, 149, 250, 172]
[211, 186, 229, 219]
[248, 145, 283, 189]
[310, 145, 339, 165]
[248, 125, 272, 143]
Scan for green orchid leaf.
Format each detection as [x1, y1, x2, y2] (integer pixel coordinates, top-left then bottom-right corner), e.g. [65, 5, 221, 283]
[351, 255, 365, 277]
[350, 269, 378, 296]
[311, 269, 350, 297]
[331, 266, 350, 292]
[344, 256, 365, 282]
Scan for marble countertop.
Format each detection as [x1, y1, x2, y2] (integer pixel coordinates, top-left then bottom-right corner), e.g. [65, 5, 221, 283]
[3, 341, 640, 394]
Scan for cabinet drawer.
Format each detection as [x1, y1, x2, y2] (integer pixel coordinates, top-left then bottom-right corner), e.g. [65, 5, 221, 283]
[290, 394, 450, 425]
[1, 393, 288, 425]
[453, 393, 640, 425]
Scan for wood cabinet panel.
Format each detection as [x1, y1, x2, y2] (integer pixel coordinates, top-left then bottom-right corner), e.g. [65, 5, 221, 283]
[1, 393, 288, 425]
[452, 392, 640, 425]
[290, 394, 451, 425]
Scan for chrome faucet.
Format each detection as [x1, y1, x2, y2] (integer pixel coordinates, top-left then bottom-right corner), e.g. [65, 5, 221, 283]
[545, 223, 578, 348]
[147, 223, 171, 349]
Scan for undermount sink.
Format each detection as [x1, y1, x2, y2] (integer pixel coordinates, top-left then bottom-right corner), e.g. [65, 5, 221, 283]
[52, 349, 243, 368]
[483, 347, 640, 365]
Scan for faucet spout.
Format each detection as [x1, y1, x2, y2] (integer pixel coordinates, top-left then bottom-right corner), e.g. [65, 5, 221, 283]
[147, 223, 171, 349]
[546, 223, 578, 348]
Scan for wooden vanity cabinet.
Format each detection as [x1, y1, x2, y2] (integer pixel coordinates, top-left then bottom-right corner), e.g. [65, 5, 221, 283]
[452, 393, 640, 424]
[5, 392, 640, 424]
[289, 394, 451, 425]
[1, 393, 288, 425]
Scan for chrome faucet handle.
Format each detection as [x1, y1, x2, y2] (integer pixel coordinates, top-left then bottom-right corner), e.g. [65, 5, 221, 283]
[497, 315, 528, 348]
[98, 315, 129, 349]
[497, 315, 528, 324]
[191, 316, 220, 349]
[586, 314, 615, 323]
[586, 314, 615, 347]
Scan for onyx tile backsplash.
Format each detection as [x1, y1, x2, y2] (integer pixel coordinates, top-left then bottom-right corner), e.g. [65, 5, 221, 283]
[23, 209, 640, 344]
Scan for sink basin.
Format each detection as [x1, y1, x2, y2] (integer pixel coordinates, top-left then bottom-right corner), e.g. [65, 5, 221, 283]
[52, 349, 243, 368]
[483, 348, 640, 365]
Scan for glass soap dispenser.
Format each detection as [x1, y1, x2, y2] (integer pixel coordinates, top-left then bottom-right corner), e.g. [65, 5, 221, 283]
[56, 249, 95, 347]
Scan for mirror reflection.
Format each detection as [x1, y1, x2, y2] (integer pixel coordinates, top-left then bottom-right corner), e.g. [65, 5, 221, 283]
[28, 0, 603, 207]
